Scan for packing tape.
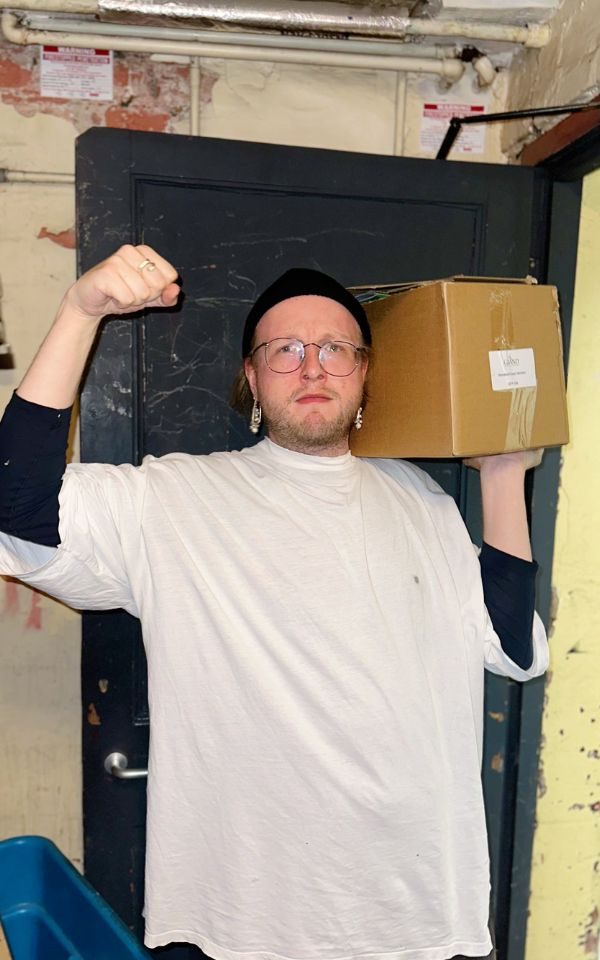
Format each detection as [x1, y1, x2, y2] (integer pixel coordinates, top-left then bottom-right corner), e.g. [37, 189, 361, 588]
[505, 385, 536, 450]
[490, 287, 536, 450]
[490, 288, 515, 349]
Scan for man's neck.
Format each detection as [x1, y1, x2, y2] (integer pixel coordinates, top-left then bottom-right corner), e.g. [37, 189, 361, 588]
[266, 432, 350, 458]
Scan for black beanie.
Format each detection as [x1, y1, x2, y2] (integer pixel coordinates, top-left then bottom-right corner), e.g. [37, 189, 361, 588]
[242, 268, 371, 358]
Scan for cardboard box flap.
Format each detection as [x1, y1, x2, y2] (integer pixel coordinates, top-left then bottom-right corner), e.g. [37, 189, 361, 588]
[351, 274, 538, 303]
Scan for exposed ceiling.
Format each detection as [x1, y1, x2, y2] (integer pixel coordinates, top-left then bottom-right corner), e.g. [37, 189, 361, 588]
[97, 0, 562, 31]
[2, 0, 567, 83]
[88, 0, 563, 69]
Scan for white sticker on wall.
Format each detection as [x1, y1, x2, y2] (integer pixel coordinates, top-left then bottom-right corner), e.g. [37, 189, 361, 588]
[40, 46, 113, 101]
[420, 102, 486, 155]
[489, 349, 537, 391]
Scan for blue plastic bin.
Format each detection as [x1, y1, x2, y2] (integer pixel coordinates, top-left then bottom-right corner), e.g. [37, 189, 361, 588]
[0, 836, 150, 959]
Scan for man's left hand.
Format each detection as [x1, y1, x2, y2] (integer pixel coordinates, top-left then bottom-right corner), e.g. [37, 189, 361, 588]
[464, 449, 544, 473]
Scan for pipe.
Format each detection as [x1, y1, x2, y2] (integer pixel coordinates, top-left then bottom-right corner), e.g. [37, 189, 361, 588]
[189, 56, 200, 135]
[1, 13, 466, 77]
[20, 13, 462, 60]
[472, 55, 496, 89]
[3, 0, 551, 47]
[5, 0, 98, 10]
[98, 0, 551, 47]
[405, 18, 549, 49]
[0, 169, 75, 183]
[393, 72, 407, 156]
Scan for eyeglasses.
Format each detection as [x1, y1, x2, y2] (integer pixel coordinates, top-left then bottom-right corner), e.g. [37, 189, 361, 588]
[250, 338, 367, 377]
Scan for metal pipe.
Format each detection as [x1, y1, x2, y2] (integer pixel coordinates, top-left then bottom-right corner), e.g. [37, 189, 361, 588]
[405, 18, 549, 48]
[2, 13, 465, 77]
[472, 55, 496, 89]
[393, 72, 407, 156]
[20, 13, 461, 59]
[98, 0, 550, 46]
[0, 169, 75, 184]
[98, 0, 410, 39]
[189, 56, 200, 135]
[4, 0, 551, 47]
[5, 0, 98, 11]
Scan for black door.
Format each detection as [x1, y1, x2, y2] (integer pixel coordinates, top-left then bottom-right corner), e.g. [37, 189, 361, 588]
[76, 128, 580, 960]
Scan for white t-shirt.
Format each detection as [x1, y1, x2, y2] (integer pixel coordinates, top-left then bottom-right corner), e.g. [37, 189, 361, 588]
[0, 439, 548, 960]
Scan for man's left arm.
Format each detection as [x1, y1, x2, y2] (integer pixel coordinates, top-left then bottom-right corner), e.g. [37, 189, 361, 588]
[467, 450, 543, 671]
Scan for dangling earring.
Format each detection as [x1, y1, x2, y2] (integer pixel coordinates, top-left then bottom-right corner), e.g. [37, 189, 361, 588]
[354, 406, 363, 430]
[249, 398, 262, 434]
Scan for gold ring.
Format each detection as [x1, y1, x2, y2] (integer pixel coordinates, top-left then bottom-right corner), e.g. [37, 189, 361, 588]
[137, 259, 156, 272]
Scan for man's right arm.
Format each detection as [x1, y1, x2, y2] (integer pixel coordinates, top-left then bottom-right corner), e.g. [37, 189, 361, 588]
[0, 393, 72, 545]
[0, 244, 180, 545]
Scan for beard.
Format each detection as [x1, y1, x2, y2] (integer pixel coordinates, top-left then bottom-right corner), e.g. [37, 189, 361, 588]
[261, 397, 359, 455]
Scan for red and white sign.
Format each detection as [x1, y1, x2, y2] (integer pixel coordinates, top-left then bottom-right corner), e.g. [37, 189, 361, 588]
[40, 46, 113, 101]
[420, 102, 486, 155]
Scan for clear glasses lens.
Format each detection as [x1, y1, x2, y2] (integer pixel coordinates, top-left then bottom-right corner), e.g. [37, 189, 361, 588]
[266, 339, 305, 372]
[320, 341, 357, 376]
[265, 339, 359, 376]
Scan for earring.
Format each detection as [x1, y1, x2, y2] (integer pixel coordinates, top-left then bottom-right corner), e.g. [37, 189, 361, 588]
[354, 406, 363, 430]
[249, 398, 262, 434]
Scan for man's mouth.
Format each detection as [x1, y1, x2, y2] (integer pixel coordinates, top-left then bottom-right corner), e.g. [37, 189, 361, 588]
[295, 394, 333, 404]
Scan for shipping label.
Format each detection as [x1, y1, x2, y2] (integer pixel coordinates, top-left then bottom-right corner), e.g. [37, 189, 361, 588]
[488, 348, 537, 391]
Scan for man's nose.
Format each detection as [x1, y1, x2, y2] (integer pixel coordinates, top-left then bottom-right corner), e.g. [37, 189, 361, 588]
[300, 343, 324, 378]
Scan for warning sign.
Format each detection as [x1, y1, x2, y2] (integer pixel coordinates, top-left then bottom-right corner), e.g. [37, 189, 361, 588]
[40, 46, 113, 101]
[420, 102, 486, 155]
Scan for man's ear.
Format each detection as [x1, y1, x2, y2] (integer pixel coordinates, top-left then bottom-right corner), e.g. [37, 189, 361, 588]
[361, 354, 369, 381]
[244, 357, 257, 399]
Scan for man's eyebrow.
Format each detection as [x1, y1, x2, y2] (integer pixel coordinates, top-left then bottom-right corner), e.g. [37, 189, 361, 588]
[275, 333, 360, 343]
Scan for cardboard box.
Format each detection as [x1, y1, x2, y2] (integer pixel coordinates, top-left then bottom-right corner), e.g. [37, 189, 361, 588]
[350, 277, 569, 459]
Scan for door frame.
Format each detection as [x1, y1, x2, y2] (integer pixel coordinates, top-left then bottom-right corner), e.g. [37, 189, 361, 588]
[507, 142, 600, 958]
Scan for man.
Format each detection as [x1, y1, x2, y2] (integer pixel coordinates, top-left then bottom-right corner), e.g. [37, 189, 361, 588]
[0, 244, 547, 960]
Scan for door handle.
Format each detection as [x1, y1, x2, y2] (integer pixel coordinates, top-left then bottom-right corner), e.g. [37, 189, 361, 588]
[104, 751, 148, 780]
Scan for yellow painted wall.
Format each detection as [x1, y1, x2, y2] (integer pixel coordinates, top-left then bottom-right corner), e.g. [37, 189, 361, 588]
[525, 168, 600, 960]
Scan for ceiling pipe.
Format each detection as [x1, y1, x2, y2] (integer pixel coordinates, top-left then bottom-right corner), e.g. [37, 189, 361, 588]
[98, 0, 551, 47]
[472, 54, 496, 88]
[1, 11, 466, 77]
[17, 12, 463, 60]
[406, 18, 549, 48]
[5, 0, 98, 10]
[3, 0, 551, 47]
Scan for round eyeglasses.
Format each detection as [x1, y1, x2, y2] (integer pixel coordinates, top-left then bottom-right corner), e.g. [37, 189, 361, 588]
[250, 338, 366, 377]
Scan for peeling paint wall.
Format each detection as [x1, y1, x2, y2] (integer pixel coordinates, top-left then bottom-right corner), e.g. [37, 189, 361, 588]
[1, 43, 192, 137]
[0, 173, 83, 873]
[198, 59, 509, 161]
[525, 168, 600, 960]
[0, 39, 193, 880]
[502, 0, 600, 158]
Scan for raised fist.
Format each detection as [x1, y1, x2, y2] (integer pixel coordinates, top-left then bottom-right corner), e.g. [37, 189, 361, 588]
[65, 244, 180, 320]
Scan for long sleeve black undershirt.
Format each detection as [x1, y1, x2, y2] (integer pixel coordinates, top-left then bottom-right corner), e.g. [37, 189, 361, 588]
[0, 391, 535, 669]
[479, 541, 536, 669]
[0, 391, 71, 546]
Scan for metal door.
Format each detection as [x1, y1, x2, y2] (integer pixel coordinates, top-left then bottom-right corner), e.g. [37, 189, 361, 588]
[76, 128, 580, 959]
